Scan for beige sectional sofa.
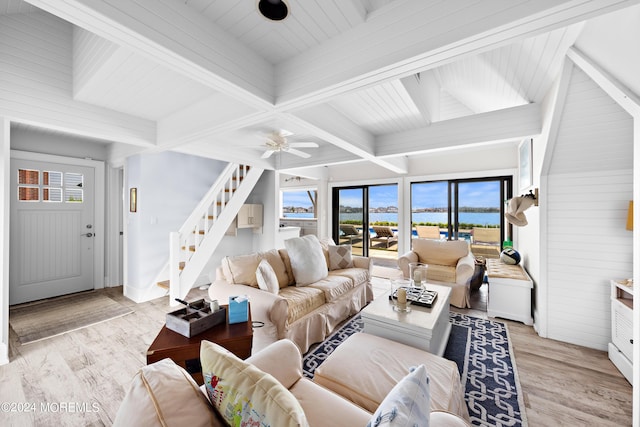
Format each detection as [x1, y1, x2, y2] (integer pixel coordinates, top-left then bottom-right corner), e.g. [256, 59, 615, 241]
[208, 235, 373, 353]
[114, 338, 471, 427]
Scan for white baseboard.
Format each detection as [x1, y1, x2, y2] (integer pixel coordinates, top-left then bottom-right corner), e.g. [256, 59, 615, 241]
[123, 284, 167, 304]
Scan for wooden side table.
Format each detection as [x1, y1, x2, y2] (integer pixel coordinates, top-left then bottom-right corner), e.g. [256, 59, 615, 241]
[146, 305, 253, 385]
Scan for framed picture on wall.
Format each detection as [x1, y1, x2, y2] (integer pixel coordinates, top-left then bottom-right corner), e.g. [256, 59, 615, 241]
[519, 138, 532, 191]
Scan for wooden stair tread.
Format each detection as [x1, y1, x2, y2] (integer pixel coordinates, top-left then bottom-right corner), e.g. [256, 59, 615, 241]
[157, 280, 169, 290]
[181, 245, 196, 252]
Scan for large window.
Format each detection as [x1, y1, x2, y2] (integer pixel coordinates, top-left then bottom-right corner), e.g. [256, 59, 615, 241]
[281, 189, 317, 218]
[332, 183, 399, 258]
[411, 177, 511, 258]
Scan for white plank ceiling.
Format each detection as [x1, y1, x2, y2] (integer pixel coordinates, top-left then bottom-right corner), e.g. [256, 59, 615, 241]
[3, 0, 640, 171]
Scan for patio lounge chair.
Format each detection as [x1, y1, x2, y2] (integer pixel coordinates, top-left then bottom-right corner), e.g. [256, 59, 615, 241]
[470, 227, 501, 258]
[416, 225, 441, 239]
[339, 224, 363, 245]
[371, 225, 398, 248]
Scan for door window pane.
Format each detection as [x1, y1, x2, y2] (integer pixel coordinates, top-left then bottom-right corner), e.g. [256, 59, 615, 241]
[411, 181, 449, 240]
[18, 169, 39, 185]
[337, 188, 364, 256]
[43, 188, 63, 202]
[65, 173, 84, 203]
[43, 171, 62, 186]
[18, 187, 39, 201]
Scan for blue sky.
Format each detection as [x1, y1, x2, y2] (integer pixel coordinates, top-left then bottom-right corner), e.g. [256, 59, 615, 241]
[284, 181, 501, 208]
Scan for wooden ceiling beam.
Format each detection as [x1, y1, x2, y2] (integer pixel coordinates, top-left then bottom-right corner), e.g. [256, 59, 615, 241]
[286, 106, 408, 174]
[376, 103, 541, 157]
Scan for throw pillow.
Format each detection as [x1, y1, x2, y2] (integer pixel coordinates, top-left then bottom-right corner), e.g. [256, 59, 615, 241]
[284, 235, 328, 286]
[113, 358, 224, 427]
[221, 253, 261, 287]
[256, 259, 279, 294]
[413, 239, 468, 266]
[259, 249, 290, 288]
[328, 244, 353, 270]
[367, 364, 430, 427]
[200, 340, 309, 427]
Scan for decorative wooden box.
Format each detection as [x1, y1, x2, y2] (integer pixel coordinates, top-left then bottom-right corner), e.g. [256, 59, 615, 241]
[166, 299, 226, 338]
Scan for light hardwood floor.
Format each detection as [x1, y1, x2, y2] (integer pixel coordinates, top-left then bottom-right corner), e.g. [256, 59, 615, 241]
[0, 279, 633, 426]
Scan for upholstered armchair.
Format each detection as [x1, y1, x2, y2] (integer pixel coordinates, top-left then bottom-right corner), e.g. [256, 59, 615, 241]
[397, 239, 475, 308]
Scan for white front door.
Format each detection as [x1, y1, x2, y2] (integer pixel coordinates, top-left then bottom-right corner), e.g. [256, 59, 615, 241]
[10, 159, 95, 304]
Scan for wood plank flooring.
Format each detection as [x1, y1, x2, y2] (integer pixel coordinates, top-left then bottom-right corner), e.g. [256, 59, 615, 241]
[0, 281, 633, 426]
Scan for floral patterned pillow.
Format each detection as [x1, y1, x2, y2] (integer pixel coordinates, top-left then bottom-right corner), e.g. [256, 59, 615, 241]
[200, 340, 308, 427]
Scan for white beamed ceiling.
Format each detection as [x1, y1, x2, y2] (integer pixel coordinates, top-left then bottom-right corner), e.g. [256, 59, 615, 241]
[3, 0, 640, 171]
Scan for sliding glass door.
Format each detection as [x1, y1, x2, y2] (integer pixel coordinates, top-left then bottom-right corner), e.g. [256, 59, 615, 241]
[411, 177, 511, 258]
[332, 184, 399, 258]
[334, 187, 366, 256]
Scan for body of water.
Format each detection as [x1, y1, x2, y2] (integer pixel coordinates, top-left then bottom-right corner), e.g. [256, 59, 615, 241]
[285, 212, 500, 226]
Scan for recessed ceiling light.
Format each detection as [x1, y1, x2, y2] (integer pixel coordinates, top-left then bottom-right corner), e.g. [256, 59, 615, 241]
[257, 0, 289, 21]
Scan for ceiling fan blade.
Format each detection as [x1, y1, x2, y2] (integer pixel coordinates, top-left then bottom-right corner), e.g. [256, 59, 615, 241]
[289, 142, 318, 148]
[261, 150, 275, 159]
[287, 148, 311, 159]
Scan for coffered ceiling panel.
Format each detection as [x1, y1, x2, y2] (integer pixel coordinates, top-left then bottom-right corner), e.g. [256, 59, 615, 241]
[11, 0, 640, 170]
[185, 0, 396, 64]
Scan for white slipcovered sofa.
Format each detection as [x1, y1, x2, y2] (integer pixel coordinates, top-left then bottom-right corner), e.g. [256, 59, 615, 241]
[398, 238, 475, 308]
[114, 338, 471, 427]
[208, 235, 373, 353]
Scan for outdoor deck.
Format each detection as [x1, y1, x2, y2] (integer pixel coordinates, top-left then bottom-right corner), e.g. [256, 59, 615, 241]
[341, 228, 501, 263]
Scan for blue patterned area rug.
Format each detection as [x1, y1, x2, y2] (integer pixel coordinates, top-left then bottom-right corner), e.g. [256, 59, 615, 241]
[302, 312, 528, 427]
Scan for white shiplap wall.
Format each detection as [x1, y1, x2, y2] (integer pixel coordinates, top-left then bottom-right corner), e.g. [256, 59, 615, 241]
[0, 12, 155, 146]
[545, 66, 633, 350]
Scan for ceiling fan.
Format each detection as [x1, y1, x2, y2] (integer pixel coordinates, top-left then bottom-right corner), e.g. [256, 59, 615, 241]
[259, 130, 319, 159]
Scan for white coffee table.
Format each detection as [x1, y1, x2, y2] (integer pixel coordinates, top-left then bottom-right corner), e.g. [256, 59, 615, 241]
[360, 283, 452, 356]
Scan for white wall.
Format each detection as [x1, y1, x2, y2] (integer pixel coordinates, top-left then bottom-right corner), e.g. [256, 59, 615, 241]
[125, 151, 226, 290]
[539, 66, 633, 351]
[10, 127, 110, 161]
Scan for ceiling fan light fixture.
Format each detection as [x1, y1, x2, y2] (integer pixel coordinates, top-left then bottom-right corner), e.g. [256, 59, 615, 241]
[257, 0, 289, 21]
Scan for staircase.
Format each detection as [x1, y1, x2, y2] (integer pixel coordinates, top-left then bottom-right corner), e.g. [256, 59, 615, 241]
[168, 163, 263, 305]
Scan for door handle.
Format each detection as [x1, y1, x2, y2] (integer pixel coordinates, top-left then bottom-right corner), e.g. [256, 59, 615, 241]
[82, 232, 94, 237]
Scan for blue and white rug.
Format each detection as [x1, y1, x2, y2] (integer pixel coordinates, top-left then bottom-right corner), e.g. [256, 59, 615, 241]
[302, 312, 528, 427]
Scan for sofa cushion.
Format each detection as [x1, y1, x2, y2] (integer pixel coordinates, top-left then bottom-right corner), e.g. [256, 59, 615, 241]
[278, 248, 296, 287]
[256, 259, 279, 294]
[413, 239, 468, 267]
[200, 341, 309, 427]
[278, 286, 326, 325]
[318, 237, 335, 269]
[330, 267, 369, 287]
[328, 244, 354, 270]
[284, 235, 328, 286]
[424, 264, 456, 283]
[309, 274, 354, 302]
[314, 332, 469, 419]
[112, 358, 224, 427]
[259, 249, 290, 288]
[222, 250, 289, 288]
[222, 253, 261, 287]
[367, 364, 431, 427]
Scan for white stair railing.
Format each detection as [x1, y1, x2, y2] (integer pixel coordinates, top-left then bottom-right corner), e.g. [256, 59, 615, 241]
[169, 164, 263, 305]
